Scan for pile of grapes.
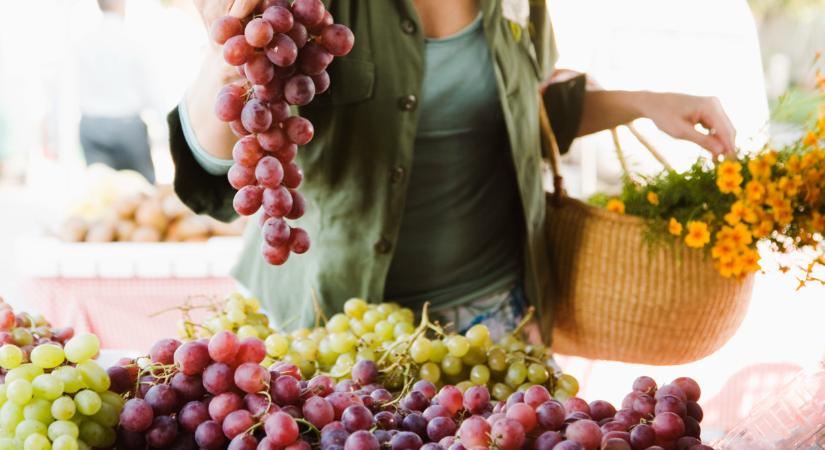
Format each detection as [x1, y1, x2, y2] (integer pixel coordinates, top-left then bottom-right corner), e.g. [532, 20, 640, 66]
[176, 293, 274, 345]
[210, 0, 354, 265]
[0, 326, 122, 449]
[0, 298, 74, 365]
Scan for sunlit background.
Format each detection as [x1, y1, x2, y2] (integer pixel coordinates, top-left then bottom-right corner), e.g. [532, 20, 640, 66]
[1, 0, 825, 440]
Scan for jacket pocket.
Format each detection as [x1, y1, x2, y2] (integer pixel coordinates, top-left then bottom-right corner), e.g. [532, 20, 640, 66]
[328, 57, 375, 105]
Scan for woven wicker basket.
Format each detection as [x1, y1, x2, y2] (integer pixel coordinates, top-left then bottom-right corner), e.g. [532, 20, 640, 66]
[539, 98, 754, 365]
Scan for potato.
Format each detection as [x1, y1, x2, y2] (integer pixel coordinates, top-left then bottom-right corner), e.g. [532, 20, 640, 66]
[115, 220, 136, 242]
[208, 217, 246, 236]
[85, 221, 116, 243]
[135, 200, 169, 232]
[113, 193, 144, 220]
[176, 216, 211, 241]
[59, 217, 88, 242]
[161, 193, 190, 220]
[131, 226, 162, 242]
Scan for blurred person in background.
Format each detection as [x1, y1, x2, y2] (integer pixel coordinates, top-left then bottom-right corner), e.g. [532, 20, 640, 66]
[75, 0, 156, 183]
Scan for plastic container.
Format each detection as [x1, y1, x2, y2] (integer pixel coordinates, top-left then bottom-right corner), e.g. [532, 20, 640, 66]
[714, 362, 825, 449]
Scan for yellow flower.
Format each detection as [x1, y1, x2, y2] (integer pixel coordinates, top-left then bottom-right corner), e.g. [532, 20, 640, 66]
[803, 132, 818, 147]
[748, 157, 773, 180]
[718, 160, 742, 178]
[778, 175, 803, 197]
[724, 201, 745, 226]
[730, 223, 754, 247]
[745, 180, 766, 202]
[717, 175, 743, 195]
[684, 221, 711, 248]
[787, 155, 802, 173]
[754, 220, 774, 238]
[711, 240, 736, 263]
[607, 199, 625, 214]
[647, 191, 660, 206]
[718, 257, 743, 279]
[668, 218, 683, 236]
[773, 202, 794, 226]
[739, 249, 761, 274]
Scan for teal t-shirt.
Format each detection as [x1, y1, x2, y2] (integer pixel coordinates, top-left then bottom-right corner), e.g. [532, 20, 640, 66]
[384, 14, 522, 310]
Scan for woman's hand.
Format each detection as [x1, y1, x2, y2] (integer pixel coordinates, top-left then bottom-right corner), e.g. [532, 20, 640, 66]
[639, 92, 736, 158]
[193, 0, 259, 28]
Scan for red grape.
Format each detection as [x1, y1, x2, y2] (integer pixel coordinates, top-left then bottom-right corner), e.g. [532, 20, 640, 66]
[320, 24, 355, 56]
[536, 400, 566, 431]
[345, 430, 379, 450]
[262, 242, 290, 265]
[672, 377, 701, 402]
[254, 79, 284, 103]
[211, 16, 243, 45]
[506, 402, 537, 432]
[491, 418, 525, 450]
[178, 401, 210, 433]
[457, 416, 490, 448]
[229, 434, 258, 450]
[245, 18, 274, 48]
[263, 217, 291, 247]
[256, 156, 285, 188]
[233, 186, 264, 216]
[265, 412, 299, 446]
[303, 396, 335, 429]
[632, 376, 658, 395]
[203, 362, 234, 395]
[463, 385, 490, 415]
[311, 71, 330, 94]
[564, 419, 602, 450]
[229, 120, 250, 137]
[287, 22, 309, 48]
[273, 143, 298, 164]
[150, 338, 182, 365]
[272, 374, 302, 405]
[298, 42, 333, 75]
[257, 126, 289, 153]
[215, 92, 244, 122]
[222, 410, 256, 439]
[270, 100, 290, 123]
[266, 34, 299, 67]
[209, 392, 243, 424]
[391, 431, 423, 450]
[232, 136, 265, 167]
[244, 53, 275, 85]
[195, 420, 226, 450]
[292, 0, 326, 26]
[146, 415, 178, 448]
[524, 385, 551, 408]
[535, 431, 563, 450]
[286, 190, 306, 220]
[228, 164, 256, 189]
[171, 373, 206, 402]
[263, 6, 294, 33]
[236, 337, 266, 364]
[427, 416, 457, 442]
[120, 398, 155, 432]
[284, 116, 314, 145]
[282, 162, 304, 189]
[208, 330, 240, 363]
[235, 362, 271, 394]
[263, 186, 293, 217]
[652, 412, 685, 441]
[223, 35, 254, 66]
[241, 99, 273, 133]
[589, 400, 617, 422]
[145, 384, 179, 416]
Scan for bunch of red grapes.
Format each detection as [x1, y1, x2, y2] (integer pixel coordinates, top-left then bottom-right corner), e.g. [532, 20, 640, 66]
[210, 0, 354, 265]
[0, 297, 74, 377]
[110, 327, 715, 450]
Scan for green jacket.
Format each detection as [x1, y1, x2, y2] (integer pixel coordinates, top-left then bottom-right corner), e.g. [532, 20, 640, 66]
[168, 0, 585, 333]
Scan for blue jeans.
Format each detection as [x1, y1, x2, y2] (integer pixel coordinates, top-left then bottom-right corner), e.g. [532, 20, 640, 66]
[429, 285, 528, 342]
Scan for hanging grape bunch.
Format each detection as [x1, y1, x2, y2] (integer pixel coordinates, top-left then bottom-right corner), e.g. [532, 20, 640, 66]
[210, 0, 354, 265]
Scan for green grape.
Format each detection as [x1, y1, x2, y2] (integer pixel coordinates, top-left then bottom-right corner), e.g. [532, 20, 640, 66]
[326, 314, 350, 333]
[23, 433, 49, 450]
[317, 339, 338, 367]
[441, 355, 463, 376]
[76, 439, 90, 450]
[517, 382, 534, 392]
[553, 389, 572, 402]
[290, 328, 311, 339]
[409, 337, 431, 364]
[98, 393, 124, 416]
[51, 436, 77, 450]
[465, 325, 490, 347]
[361, 310, 383, 330]
[261, 356, 275, 368]
[428, 340, 448, 363]
[236, 325, 258, 339]
[328, 333, 356, 354]
[486, 347, 507, 372]
[375, 303, 397, 317]
[392, 323, 414, 339]
[349, 320, 368, 337]
[6, 365, 44, 384]
[75, 363, 109, 393]
[0, 403, 24, 434]
[47, 421, 79, 441]
[505, 360, 527, 388]
[359, 333, 381, 350]
[264, 334, 289, 358]
[7, 381, 33, 406]
[355, 348, 375, 362]
[14, 420, 46, 442]
[460, 346, 486, 366]
[32, 375, 63, 401]
[29, 345, 64, 370]
[243, 295, 261, 312]
[0, 385, 6, 404]
[492, 382, 513, 401]
[398, 308, 414, 323]
[226, 307, 247, 325]
[555, 373, 579, 397]
[469, 365, 491, 385]
[63, 334, 99, 364]
[73, 391, 101, 416]
[50, 368, 84, 395]
[0, 437, 18, 450]
[0, 345, 23, 370]
[500, 335, 526, 353]
[291, 338, 318, 360]
[386, 311, 405, 325]
[297, 359, 316, 379]
[22, 400, 52, 425]
[11, 330, 32, 347]
[79, 421, 113, 448]
[455, 381, 472, 393]
[373, 321, 393, 341]
[90, 403, 117, 428]
[527, 363, 549, 384]
[418, 362, 440, 384]
[343, 298, 368, 319]
[50, 397, 76, 421]
[445, 336, 470, 358]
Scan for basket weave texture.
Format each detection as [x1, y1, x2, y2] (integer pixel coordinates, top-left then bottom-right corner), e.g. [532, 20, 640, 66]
[545, 195, 755, 365]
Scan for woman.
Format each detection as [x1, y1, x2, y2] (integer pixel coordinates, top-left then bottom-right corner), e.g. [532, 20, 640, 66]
[171, 0, 736, 337]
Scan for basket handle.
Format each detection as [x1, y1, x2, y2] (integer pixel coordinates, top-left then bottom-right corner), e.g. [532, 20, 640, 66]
[539, 95, 674, 200]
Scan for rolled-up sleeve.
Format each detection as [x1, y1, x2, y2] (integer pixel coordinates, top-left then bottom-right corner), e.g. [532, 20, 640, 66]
[167, 106, 237, 222]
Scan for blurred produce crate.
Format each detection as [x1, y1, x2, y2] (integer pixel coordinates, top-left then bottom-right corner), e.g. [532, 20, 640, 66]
[16, 236, 243, 351]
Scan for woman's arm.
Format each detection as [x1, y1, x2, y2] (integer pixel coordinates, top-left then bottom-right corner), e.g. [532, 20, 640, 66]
[184, 48, 239, 160]
[578, 89, 736, 157]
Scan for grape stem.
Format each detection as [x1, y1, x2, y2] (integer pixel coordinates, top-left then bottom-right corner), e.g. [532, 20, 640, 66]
[294, 418, 321, 439]
[310, 288, 328, 328]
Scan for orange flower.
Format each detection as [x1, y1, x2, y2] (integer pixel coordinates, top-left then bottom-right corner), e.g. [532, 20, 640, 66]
[684, 221, 711, 248]
[748, 157, 773, 180]
[647, 191, 660, 206]
[745, 180, 766, 202]
[711, 240, 736, 263]
[717, 175, 743, 195]
[607, 199, 625, 214]
[754, 220, 774, 238]
[739, 249, 761, 274]
[804, 132, 818, 147]
[668, 218, 683, 236]
[812, 212, 825, 233]
[773, 202, 794, 226]
[718, 257, 742, 279]
[718, 160, 742, 178]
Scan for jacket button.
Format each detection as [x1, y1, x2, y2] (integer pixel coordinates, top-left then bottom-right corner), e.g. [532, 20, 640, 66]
[374, 238, 392, 254]
[398, 95, 417, 111]
[390, 166, 405, 183]
[400, 18, 416, 35]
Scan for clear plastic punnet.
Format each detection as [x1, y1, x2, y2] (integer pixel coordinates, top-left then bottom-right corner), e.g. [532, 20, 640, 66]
[714, 362, 825, 449]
